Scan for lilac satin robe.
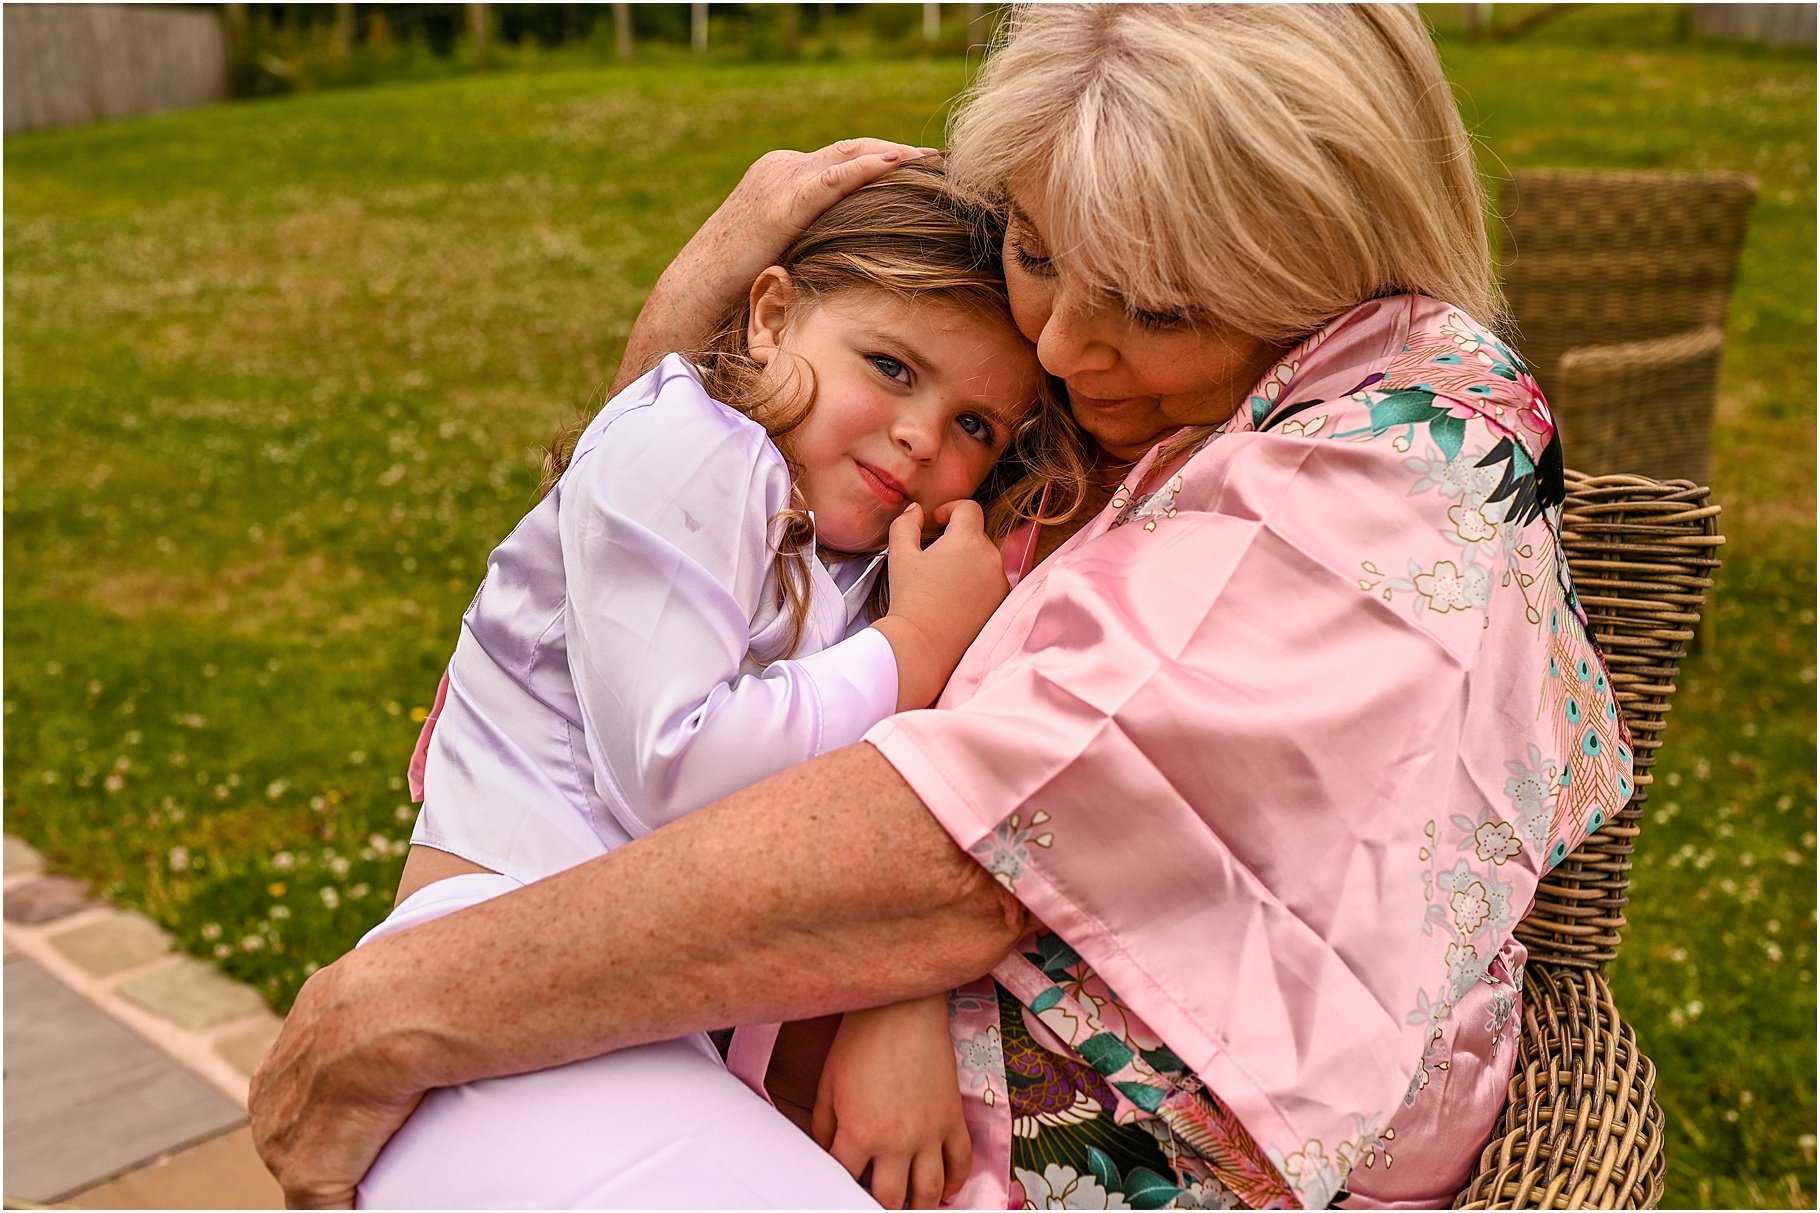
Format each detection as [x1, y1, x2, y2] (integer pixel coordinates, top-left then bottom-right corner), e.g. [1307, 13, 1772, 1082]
[868, 296, 1633, 1209]
[409, 354, 895, 884]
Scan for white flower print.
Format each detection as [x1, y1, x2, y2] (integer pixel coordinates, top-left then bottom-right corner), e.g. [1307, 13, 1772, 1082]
[1473, 821, 1522, 864]
[1275, 1139, 1344, 1210]
[1015, 1165, 1132, 1210]
[1446, 941, 1487, 999]
[1449, 501, 1498, 543]
[969, 810, 1055, 892]
[1437, 451, 1503, 504]
[1449, 879, 1491, 934]
[1404, 1060, 1432, 1106]
[1485, 989, 1515, 1037]
[1414, 560, 1471, 612]
[955, 1027, 1003, 1104]
[1174, 1178, 1244, 1210]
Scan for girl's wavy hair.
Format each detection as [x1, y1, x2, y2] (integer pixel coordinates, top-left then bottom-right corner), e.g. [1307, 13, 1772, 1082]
[546, 159, 1091, 658]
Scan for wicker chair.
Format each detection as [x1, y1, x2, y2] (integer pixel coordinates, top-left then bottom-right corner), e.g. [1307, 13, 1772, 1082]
[1456, 470, 1724, 1210]
[1497, 170, 1755, 482]
[1556, 328, 1726, 487]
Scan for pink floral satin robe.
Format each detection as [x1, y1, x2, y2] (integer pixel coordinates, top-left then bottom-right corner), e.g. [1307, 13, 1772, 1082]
[865, 295, 1633, 1209]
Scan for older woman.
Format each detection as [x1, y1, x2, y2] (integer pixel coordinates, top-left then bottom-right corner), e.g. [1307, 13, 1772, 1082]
[252, 6, 1631, 1209]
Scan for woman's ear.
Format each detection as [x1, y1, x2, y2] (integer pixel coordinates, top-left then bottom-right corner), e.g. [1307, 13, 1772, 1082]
[746, 267, 795, 366]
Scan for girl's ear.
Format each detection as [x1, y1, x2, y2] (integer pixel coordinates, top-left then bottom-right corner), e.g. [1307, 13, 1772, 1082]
[746, 267, 795, 366]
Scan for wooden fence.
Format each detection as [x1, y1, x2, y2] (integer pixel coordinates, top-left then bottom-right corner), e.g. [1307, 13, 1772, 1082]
[6, 4, 229, 136]
[1691, 3, 1816, 48]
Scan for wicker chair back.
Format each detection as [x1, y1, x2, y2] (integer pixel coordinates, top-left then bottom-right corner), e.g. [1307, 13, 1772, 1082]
[1497, 170, 1756, 389]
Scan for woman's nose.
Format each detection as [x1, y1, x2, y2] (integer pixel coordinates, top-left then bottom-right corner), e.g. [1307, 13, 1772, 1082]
[1035, 288, 1118, 379]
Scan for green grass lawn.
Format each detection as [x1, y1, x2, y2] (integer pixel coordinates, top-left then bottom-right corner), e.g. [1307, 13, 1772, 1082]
[5, 5, 1812, 1207]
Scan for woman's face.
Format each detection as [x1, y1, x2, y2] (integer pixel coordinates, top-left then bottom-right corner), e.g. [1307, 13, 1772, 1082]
[1003, 177, 1284, 464]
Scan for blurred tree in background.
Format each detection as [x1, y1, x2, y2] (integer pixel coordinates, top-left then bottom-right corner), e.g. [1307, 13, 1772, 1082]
[223, 3, 1002, 95]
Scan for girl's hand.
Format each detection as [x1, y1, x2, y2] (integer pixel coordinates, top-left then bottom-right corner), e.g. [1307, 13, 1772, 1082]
[613, 139, 937, 393]
[874, 500, 1010, 711]
[812, 997, 972, 1210]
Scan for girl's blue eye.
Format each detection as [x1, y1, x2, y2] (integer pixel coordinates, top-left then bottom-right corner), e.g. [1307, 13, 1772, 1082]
[869, 355, 910, 384]
[957, 413, 995, 443]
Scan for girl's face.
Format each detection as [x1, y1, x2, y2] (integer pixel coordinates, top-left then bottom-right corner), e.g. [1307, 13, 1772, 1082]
[747, 271, 1042, 555]
[1002, 176, 1286, 464]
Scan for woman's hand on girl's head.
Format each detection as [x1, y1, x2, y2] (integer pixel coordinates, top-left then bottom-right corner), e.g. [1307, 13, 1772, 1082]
[614, 140, 937, 393]
[874, 500, 1009, 712]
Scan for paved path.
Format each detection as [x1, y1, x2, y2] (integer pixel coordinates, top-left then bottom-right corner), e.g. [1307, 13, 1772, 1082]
[4, 835, 285, 1208]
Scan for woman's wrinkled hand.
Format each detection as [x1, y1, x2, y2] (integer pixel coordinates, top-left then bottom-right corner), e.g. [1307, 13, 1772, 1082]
[248, 957, 426, 1209]
[614, 139, 938, 393]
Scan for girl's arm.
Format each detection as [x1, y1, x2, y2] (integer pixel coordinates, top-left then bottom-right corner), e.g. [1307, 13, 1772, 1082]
[611, 140, 934, 393]
[814, 996, 972, 1209]
[561, 371, 996, 835]
[250, 743, 1030, 1209]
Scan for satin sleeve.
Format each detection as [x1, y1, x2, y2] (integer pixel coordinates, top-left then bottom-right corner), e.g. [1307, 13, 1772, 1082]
[560, 360, 898, 837]
[865, 431, 1500, 1166]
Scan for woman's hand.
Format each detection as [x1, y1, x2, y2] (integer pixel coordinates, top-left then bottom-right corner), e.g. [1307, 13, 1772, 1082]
[874, 500, 1010, 711]
[613, 139, 937, 393]
[813, 997, 973, 1209]
[249, 959, 427, 1208]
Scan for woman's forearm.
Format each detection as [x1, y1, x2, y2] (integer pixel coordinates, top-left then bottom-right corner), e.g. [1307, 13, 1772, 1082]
[251, 742, 1026, 1206]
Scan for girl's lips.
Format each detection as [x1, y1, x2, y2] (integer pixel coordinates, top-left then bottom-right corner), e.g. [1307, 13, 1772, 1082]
[855, 461, 907, 506]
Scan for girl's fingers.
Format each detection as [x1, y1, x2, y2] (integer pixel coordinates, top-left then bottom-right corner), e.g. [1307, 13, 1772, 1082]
[930, 498, 985, 531]
[810, 1095, 836, 1152]
[868, 1154, 910, 1211]
[887, 502, 926, 558]
[908, 1149, 947, 1209]
[827, 1131, 871, 1185]
[940, 1127, 973, 1201]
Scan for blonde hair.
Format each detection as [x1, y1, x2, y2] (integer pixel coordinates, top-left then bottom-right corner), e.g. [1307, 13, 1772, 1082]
[947, 3, 1502, 344]
[546, 160, 1090, 658]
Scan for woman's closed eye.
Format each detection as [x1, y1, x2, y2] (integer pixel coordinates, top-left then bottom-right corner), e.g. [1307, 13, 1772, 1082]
[868, 354, 911, 385]
[1009, 239, 1055, 277]
[1128, 305, 1195, 334]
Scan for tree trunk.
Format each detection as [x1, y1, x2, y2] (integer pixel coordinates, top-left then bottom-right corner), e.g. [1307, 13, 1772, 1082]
[964, 3, 989, 48]
[923, 3, 940, 42]
[613, 2, 633, 61]
[332, 2, 354, 66]
[781, 4, 800, 59]
[468, 3, 490, 68]
[691, 3, 708, 54]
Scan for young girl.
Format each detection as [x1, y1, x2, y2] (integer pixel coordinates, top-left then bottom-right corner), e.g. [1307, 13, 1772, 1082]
[367, 161, 1088, 1209]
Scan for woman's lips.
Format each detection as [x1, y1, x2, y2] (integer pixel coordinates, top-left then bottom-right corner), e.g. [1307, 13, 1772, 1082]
[1069, 390, 1138, 412]
[855, 461, 907, 507]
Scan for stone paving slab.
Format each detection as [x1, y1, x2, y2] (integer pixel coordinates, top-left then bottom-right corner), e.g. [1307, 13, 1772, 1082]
[3, 874, 102, 924]
[48, 911, 172, 978]
[215, 1015, 285, 1077]
[4, 833, 43, 875]
[61, 1125, 284, 1209]
[118, 955, 269, 1032]
[4, 956, 246, 1204]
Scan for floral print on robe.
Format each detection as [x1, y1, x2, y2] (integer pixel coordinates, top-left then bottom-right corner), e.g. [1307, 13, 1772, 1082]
[870, 295, 1632, 1209]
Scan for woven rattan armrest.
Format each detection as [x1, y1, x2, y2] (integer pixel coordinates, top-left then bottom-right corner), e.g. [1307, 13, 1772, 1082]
[1455, 965, 1665, 1209]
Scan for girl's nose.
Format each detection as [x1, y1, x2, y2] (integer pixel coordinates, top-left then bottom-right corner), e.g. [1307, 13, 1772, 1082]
[890, 406, 942, 460]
